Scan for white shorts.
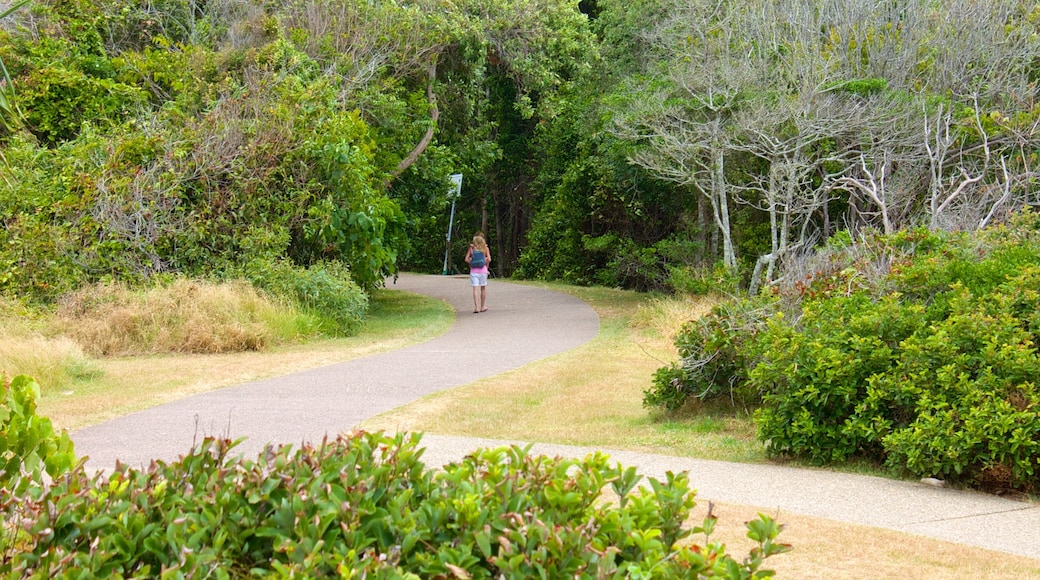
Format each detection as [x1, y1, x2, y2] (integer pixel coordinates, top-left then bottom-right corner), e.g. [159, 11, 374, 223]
[469, 273, 488, 287]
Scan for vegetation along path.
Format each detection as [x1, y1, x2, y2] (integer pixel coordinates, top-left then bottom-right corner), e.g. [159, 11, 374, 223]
[72, 274, 1039, 560]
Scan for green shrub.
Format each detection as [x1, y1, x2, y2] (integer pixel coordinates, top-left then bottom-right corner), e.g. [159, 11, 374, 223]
[666, 262, 741, 296]
[0, 375, 77, 495]
[243, 259, 369, 336]
[648, 209, 1040, 493]
[2, 431, 789, 577]
[751, 295, 925, 464]
[644, 295, 776, 411]
[871, 280, 1040, 491]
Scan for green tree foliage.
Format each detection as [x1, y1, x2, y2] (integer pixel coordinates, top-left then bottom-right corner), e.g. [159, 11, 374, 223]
[647, 210, 1040, 493]
[0, 1, 30, 138]
[2, 430, 789, 577]
[518, 0, 704, 289]
[0, 0, 603, 297]
[0, 1, 417, 298]
[590, 0, 1040, 286]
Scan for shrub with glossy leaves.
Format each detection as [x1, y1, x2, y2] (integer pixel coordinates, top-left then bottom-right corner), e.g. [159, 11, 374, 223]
[0, 375, 77, 495]
[649, 209, 1040, 493]
[2, 431, 789, 578]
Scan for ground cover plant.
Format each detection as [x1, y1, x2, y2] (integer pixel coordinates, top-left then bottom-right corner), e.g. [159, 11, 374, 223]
[646, 210, 1040, 494]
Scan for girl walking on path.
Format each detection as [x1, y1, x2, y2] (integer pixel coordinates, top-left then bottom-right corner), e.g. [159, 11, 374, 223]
[465, 232, 491, 313]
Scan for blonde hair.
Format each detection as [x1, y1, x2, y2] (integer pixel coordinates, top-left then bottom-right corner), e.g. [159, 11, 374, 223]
[472, 232, 488, 253]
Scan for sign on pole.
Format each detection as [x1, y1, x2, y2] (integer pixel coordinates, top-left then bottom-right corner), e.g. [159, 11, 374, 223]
[443, 174, 463, 275]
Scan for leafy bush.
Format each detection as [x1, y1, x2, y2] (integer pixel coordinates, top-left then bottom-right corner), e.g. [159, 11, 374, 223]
[648, 210, 1040, 492]
[666, 262, 741, 296]
[751, 294, 926, 464]
[2, 431, 789, 578]
[0, 375, 77, 495]
[871, 280, 1040, 491]
[242, 259, 369, 336]
[644, 296, 776, 411]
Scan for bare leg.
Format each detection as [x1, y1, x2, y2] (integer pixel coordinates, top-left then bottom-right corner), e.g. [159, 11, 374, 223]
[472, 285, 480, 312]
[480, 286, 487, 311]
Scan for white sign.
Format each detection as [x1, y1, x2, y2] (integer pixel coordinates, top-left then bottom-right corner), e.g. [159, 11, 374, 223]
[448, 173, 463, 199]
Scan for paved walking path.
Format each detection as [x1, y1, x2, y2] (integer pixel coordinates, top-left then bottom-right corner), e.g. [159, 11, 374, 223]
[72, 274, 1040, 560]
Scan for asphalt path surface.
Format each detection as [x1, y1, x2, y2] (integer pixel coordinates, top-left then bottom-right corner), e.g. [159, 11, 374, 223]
[73, 273, 600, 471]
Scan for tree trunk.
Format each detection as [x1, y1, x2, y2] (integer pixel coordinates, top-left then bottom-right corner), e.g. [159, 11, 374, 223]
[713, 148, 736, 270]
[385, 61, 439, 187]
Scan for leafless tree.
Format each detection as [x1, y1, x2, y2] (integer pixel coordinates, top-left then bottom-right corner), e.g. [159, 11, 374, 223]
[621, 0, 1040, 281]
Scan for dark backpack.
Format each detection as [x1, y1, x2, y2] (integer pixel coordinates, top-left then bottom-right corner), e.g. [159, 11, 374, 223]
[470, 249, 486, 268]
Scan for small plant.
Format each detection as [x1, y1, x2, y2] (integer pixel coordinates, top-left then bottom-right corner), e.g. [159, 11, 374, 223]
[0, 375, 77, 495]
[241, 258, 369, 336]
[644, 295, 776, 411]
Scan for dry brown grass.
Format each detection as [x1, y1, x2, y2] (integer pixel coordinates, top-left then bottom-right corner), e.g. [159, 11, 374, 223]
[0, 333, 101, 388]
[36, 287, 454, 430]
[630, 293, 718, 340]
[364, 289, 763, 462]
[55, 279, 287, 356]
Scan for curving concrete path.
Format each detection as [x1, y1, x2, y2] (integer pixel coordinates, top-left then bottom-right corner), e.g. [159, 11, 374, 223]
[73, 273, 600, 471]
[72, 274, 1040, 560]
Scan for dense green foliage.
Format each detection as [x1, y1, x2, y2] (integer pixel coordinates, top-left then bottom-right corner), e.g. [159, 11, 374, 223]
[520, 0, 1040, 287]
[0, 0, 596, 301]
[237, 259, 369, 336]
[5, 0, 1040, 295]
[647, 211, 1040, 493]
[0, 375, 77, 495]
[2, 427, 789, 578]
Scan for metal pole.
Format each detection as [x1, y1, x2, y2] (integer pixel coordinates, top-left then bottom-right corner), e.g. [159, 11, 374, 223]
[443, 198, 457, 275]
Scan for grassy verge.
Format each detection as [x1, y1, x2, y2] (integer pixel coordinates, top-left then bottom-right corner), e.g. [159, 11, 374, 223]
[23, 288, 454, 430]
[363, 284, 762, 461]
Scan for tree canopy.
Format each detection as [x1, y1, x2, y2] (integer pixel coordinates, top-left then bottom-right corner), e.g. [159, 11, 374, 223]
[2, 0, 1039, 299]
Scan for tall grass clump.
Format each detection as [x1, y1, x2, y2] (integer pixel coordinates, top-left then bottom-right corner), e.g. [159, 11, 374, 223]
[0, 334, 100, 390]
[54, 279, 310, 356]
[0, 296, 99, 390]
[631, 294, 718, 342]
